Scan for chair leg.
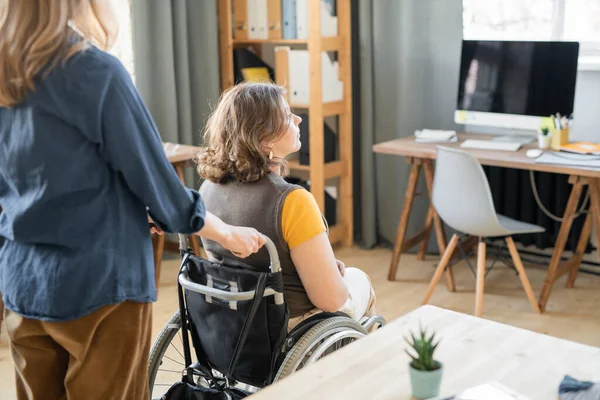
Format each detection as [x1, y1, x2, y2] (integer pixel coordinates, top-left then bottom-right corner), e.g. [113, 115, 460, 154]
[189, 235, 204, 257]
[505, 237, 541, 314]
[422, 234, 460, 305]
[475, 239, 486, 317]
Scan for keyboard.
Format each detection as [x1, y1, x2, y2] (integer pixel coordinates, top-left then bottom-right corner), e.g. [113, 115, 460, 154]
[460, 139, 522, 152]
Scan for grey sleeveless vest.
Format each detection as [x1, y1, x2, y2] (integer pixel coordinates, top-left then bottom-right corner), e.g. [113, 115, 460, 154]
[199, 174, 315, 318]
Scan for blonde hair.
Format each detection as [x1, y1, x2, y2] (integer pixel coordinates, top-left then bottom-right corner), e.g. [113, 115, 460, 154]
[196, 82, 291, 184]
[0, 0, 116, 107]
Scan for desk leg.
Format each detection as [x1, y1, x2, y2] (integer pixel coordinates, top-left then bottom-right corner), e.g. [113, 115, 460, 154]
[417, 208, 434, 262]
[567, 179, 599, 288]
[538, 175, 584, 312]
[423, 160, 455, 292]
[388, 160, 422, 281]
[153, 234, 165, 288]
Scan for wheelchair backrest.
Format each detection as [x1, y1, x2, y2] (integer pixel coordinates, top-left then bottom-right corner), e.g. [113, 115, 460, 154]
[178, 236, 289, 387]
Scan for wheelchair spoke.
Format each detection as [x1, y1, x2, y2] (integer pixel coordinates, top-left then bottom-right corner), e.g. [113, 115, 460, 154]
[163, 354, 185, 366]
[169, 340, 185, 360]
[158, 368, 184, 374]
[305, 330, 363, 365]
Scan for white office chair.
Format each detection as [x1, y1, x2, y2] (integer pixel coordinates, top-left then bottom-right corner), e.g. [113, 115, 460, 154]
[422, 146, 544, 316]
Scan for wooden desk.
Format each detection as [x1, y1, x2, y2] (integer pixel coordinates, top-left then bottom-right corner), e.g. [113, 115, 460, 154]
[250, 305, 600, 400]
[154, 143, 204, 283]
[164, 142, 202, 165]
[372, 133, 600, 313]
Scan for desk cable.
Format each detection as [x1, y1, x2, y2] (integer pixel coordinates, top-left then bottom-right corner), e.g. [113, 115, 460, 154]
[529, 170, 590, 222]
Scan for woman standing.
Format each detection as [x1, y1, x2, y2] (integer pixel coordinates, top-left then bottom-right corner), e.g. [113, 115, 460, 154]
[0, 1, 263, 399]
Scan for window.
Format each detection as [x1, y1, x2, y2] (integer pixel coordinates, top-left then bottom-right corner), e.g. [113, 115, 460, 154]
[108, 0, 135, 80]
[463, 0, 600, 70]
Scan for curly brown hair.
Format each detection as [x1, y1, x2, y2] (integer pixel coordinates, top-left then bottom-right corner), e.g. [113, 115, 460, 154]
[196, 82, 290, 183]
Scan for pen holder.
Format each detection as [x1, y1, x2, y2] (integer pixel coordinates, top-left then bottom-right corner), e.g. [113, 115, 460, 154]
[551, 128, 569, 151]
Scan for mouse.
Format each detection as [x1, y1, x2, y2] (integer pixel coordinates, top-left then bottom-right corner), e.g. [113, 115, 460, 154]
[526, 149, 543, 158]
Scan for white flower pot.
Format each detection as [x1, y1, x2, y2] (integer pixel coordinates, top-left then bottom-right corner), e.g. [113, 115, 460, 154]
[538, 135, 551, 149]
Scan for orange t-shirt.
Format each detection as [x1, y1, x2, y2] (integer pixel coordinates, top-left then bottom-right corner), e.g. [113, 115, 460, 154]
[281, 189, 327, 249]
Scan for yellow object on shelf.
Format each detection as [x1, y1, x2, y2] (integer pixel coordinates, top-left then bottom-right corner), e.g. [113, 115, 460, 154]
[551, 128, 569, 151]
[241, 67, 272, 83]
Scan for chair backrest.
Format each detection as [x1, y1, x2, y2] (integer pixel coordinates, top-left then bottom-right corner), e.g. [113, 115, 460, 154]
[431, 146, 507, 237]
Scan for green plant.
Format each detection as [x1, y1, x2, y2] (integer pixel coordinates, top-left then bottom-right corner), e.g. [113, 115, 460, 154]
[540, 127, 550, 136]
[405, 325, 441, 371]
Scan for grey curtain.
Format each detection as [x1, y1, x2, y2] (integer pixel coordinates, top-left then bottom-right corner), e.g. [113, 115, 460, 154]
[130, 0, 221, 186]
[356, 0, 463, 250]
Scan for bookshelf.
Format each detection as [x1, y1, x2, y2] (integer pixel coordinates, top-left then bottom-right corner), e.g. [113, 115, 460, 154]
[216, 0, 354, 246]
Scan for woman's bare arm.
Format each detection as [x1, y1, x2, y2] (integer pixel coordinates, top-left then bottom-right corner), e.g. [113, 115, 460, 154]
[291, 232, 348, 312]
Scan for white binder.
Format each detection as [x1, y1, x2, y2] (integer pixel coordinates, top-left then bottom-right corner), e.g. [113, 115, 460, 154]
[287, 49, 343, 104]
[296, 0, 308, 39]
[321, 53, 343, 102]
[320, 1, 338, 37]
[247, 0, 268, 39]
[289, 50, 309, 104]
[296, 0, 338, 39]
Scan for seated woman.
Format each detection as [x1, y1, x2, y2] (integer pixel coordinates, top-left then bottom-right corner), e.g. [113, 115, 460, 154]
[196, 82, 376, 331]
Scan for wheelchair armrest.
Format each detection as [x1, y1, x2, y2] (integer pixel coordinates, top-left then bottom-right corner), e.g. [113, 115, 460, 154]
[179, 267, 284, 305]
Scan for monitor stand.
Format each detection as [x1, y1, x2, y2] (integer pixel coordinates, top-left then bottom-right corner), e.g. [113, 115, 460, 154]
[491, 135, 536, 145]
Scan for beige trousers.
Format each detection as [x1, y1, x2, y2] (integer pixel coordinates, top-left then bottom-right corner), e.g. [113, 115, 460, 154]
[288, 267, 377, 331]
[5, 300, 152, 400]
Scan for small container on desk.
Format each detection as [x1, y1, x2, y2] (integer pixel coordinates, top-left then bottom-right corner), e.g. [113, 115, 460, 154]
[551, 128, 569, 151]
[538, 133, 551, 149]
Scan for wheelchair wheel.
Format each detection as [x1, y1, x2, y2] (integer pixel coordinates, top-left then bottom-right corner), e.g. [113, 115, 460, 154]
[148, 311, 186, 400]
[148, 310, 259, 398]
[274, 316, 368, 381]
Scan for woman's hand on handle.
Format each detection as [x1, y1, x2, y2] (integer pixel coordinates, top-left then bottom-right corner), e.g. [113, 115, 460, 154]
[222, 226, 266, 258]
[196, 211, 265, 258]
[148, 215, 164, 235]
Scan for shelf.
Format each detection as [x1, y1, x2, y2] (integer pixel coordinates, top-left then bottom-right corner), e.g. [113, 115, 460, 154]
[321, 37, 344, 52]
[231, 36, 343, 51]
[218, 0, 353, 246]
[291, 100, 347, 117]
[328, 223, 347, 245]
[288, 160, 347, 180]
[287, 160, 310, 171]
[233, 38, 306, 46]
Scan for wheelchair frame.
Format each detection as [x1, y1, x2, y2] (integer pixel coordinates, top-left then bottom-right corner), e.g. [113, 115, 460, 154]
[148, 234, 386, 399]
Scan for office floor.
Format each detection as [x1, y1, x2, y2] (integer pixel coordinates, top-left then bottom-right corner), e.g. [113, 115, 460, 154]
[0, 246, 599, 399]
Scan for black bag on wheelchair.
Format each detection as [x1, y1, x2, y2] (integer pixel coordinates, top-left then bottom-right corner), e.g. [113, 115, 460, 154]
[162, 239, 289, 400]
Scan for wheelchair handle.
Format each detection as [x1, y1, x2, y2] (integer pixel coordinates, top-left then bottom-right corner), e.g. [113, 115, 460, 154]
[177, 234, 284, 305]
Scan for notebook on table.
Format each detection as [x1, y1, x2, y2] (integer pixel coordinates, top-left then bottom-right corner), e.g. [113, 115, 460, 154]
[414, 129, 458, 143]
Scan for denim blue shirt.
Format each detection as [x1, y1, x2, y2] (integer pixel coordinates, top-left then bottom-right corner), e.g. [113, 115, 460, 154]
[0, 44, 205, 321]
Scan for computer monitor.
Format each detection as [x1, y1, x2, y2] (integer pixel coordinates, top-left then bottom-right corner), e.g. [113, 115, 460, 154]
[455, 40, 579, 133]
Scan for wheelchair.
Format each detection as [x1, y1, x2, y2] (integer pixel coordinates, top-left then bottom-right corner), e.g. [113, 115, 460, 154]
[148, 234, 386, 399]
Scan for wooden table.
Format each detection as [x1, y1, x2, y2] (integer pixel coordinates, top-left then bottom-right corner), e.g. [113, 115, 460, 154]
[250, 305, 600, 400]
[154, 143, 204, 283]
[372, 133, 600, 313]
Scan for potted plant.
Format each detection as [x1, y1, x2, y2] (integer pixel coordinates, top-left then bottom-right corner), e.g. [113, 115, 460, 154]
[538, 127, 551, 149]
[405, 326, 443, 399]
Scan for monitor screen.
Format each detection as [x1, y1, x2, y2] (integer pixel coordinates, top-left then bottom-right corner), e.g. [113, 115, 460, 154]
[455, 40, 579, 131]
